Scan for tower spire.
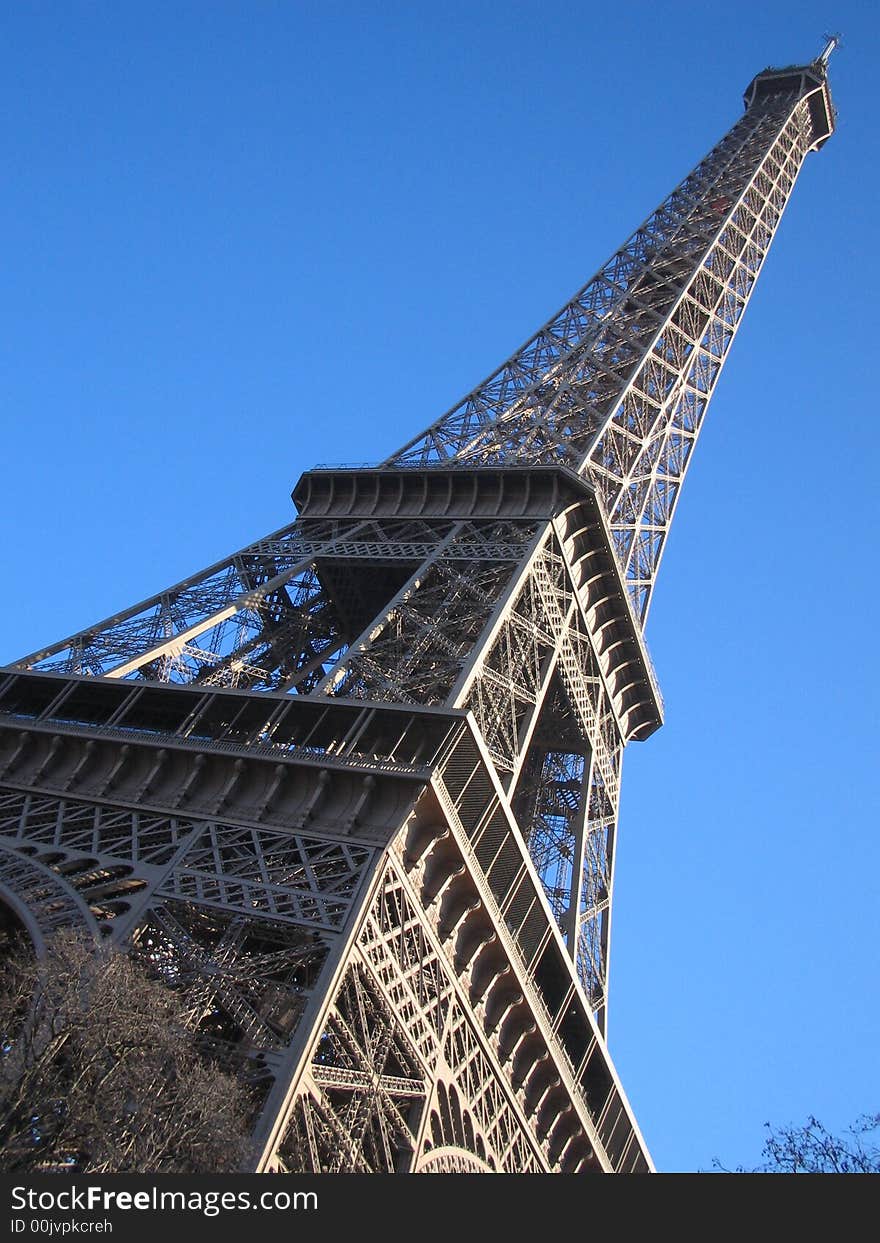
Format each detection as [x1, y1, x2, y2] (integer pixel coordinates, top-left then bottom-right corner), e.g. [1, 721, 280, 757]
[818, 33, 841, 66]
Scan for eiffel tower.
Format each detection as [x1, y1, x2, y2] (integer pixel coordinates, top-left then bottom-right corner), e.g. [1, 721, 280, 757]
[0, 44, 836, 1173]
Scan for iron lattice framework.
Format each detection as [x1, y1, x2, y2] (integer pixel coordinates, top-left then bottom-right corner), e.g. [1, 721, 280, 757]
[0, 49, 835, 1173]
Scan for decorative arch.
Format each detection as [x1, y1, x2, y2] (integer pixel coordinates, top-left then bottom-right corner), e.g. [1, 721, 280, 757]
[0, 841, 100, 954]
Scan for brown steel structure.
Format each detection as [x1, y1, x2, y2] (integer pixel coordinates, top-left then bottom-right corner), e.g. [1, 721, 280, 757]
[0, 46, 836, 1172]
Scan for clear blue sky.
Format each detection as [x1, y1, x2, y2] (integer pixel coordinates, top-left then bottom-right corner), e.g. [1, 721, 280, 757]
[1, 3, 876, 1173]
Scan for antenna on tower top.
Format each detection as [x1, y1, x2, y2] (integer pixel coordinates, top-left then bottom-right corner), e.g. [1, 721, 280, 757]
[818, 33, 841, 66]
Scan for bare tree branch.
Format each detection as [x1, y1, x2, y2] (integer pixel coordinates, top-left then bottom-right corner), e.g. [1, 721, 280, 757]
[0, 930, 254, 1173]
[713, 1114, 880, 1174]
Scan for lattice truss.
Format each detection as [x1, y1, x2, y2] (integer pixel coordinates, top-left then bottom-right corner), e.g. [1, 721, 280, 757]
[319, 520, 539, 704]
[511, 688, 619, 1012]
[0, 786, 373, 1083]
[389, 84, 823, 621]
[17, 516, 538, 695]
[276, 864, 544, 1173]
[454, 523, 622, 1011]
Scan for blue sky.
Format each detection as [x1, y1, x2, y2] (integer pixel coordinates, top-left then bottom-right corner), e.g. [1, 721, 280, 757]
[1, 3, 877, 1172]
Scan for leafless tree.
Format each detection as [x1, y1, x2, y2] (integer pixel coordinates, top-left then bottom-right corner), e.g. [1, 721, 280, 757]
[714, 1114, 880, 1174]
[755, 1115, 880, 1174]
[0, 928, 253, 1173]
